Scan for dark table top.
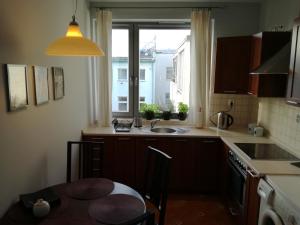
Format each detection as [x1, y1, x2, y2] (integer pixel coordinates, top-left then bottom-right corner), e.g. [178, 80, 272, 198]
[0, 178, 145, 225]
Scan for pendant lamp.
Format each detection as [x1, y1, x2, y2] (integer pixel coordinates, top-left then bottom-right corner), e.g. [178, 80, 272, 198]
[46, 1, 104, 56]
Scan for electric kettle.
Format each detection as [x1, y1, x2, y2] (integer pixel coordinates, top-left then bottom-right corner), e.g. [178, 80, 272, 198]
[210, 111, 234, 129]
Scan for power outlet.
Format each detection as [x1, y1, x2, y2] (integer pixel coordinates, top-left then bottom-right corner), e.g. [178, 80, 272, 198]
[296, 114, 300, 123]
[228, 99, 234, 108]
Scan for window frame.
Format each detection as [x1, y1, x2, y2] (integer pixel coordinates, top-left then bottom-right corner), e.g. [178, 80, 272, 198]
[112, 22, 190, 118]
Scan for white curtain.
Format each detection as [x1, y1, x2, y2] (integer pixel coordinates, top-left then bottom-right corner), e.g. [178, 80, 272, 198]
[94, 10, 112, 127]
[189, 9, 212, 128]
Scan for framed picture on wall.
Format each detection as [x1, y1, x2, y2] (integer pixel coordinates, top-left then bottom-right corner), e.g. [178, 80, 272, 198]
[5, 64, 28, 111]
[52, 67, 64, 100]
[33, 66, 49, 105]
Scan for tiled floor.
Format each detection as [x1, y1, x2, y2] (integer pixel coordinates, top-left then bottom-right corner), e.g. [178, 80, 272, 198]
[164, 194, 234, 225]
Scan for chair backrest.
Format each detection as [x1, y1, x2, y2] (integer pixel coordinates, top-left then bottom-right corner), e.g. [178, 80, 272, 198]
[117, 210, 155, 225]
[67, 141, 104, 183]
[143, 146, 172, 225]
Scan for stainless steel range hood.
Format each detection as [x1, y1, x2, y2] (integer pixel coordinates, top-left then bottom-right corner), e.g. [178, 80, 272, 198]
[250, 42, 291, 75]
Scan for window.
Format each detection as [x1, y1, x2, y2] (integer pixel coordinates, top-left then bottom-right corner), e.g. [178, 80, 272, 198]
[118, 96, 128, 112]
[166, 67, 174, 80]
[118, 68, 127, 80]
[139, 96, 145, 108]
[140, 69, 146, 81]
[112, 23, 190, 117]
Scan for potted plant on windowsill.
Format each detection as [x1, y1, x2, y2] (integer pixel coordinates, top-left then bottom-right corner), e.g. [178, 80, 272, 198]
[161, 100, 174, 120]
[140, 103, 160, 120]
[177, 102, 189, 121]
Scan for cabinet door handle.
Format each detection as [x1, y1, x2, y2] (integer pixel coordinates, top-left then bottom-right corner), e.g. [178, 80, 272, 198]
[247, 91, 254, 95]
[223, 90, 237, 94]
[90, 137, 104, 141]
[175, 139, 188, 142]
[144, 138, 157, 141]
[202, 140, 216, 143]
[287, 100, 298, 105]
[117, 137, 131, 141]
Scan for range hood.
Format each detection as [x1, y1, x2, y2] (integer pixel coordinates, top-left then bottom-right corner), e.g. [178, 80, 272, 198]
[250, 42, 291, 75]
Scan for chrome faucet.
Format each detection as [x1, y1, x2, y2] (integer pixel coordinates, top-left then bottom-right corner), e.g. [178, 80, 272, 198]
[150, 119, 160, 129]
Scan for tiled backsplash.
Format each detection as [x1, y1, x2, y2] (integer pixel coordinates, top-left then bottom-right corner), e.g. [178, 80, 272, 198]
[209, 94, 258, 127]
[258, 98, 300, 154]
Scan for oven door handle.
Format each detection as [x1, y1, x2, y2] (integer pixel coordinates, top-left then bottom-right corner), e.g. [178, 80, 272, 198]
[228, 158, 247, 178]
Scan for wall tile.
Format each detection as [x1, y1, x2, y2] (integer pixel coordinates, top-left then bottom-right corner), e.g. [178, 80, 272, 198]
[209, 94, 258, 127]
[258, 98, 300, 154]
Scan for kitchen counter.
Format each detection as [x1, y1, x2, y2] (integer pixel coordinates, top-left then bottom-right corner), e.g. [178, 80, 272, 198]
[82, 125, 300, 176]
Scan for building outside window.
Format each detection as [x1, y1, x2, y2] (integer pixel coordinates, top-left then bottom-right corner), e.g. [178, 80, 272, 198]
[140, 69, 146, 81]
[112, 24, 190, 117]
[118, 96, 128, 111]
[118, 68, 127, 80]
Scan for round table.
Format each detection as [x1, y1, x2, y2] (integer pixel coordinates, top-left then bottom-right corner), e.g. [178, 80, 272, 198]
[0, 179, 145, 225]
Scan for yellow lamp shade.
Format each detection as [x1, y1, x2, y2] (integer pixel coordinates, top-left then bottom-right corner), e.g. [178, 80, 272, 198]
[46, 16, 104, 56]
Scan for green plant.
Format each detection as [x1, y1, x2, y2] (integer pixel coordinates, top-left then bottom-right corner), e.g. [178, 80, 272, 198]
[140, 103, 160, 113]
[140, 103, 160, 120]
[178, 102, 189, 113]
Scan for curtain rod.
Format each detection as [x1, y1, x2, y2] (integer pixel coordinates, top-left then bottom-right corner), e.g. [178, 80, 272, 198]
[90, 2, 225, 9]
[94, 6, 224, 9]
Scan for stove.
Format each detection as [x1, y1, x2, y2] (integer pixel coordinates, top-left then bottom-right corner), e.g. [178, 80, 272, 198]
[234, 143, 299, 160]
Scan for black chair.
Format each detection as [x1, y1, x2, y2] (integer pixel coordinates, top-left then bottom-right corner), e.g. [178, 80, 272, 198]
[142, 146, 172, 225]
[67, 141, 104, 183]
[118, 210, 155, 225]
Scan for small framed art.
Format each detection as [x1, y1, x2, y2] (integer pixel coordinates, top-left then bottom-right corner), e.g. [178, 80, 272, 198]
[33, 66, 49, 105]
[52, 67, 64, 100]
[6, 64, 28, 111]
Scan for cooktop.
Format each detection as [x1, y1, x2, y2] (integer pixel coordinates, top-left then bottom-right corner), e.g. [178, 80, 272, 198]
[234, 143, 299, 160]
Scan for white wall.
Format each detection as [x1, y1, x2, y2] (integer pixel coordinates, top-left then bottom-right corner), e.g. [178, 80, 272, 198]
[260, 0, 300, 31]
[258, 0, 300, 156]
[0, 0, 91, 216]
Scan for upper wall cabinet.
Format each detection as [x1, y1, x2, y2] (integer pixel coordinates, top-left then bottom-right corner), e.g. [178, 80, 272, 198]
[214, 36, 252, 94]
[287, 18, 300, 106]
[248, 32, 291, 97]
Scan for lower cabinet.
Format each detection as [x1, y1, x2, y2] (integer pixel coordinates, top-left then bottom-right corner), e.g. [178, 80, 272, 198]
[82, 134, 221, 193]
[113, 136, 136, 188]
[194, 138, 221, 192]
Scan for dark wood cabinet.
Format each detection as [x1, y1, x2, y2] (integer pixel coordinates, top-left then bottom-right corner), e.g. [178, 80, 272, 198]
[248, 32, 291, 97]
[113, 136, 136, 187]
[135, 137, 168, 190]
[194, 138, 220, 192]
[214, 36, 252, 94]
[82, 134, 222, 193]
[164, 138, 196, 191]
[82, 135, 135, 187]
[244, 170, 260, 225]
[287, 17, 300, 106]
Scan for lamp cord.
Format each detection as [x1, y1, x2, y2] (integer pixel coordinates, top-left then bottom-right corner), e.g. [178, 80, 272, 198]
[74, 0, 77, 17]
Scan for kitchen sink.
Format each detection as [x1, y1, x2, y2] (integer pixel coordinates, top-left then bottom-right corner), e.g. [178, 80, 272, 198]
[150, 127, 176, 133]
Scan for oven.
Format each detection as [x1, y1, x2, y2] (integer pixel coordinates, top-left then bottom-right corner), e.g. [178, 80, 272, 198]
[227, 150, 248, 217]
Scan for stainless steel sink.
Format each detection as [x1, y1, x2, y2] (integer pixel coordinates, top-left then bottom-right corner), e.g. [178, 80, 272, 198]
[150, 127, 176, 133]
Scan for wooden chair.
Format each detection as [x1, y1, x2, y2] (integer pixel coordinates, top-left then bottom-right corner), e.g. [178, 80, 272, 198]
[143, 146, 172, 225]
[117, 210, 155, 225]
[67, 141, 104, 183]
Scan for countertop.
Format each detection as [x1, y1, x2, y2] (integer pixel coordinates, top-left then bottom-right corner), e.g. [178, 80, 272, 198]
[82, 125, 300, 176]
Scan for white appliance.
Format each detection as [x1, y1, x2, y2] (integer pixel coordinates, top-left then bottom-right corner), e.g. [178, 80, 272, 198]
[257, 178, 300, 225]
